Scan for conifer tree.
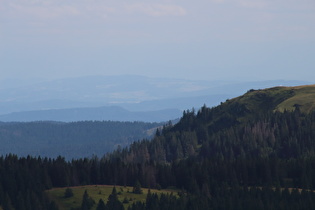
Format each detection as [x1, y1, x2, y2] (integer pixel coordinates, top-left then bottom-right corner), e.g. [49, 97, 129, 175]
[96, 199, 106, 210]
[106, 187, 124, 210]
[81, 190, 95, 210]
[133, 181, 143, 194]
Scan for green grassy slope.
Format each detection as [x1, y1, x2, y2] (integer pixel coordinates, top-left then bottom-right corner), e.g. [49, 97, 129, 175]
[46, 185, 178, 210]
[187, 84, 315, 136]
[225, 84, 315, 115]
[275, 85, 315, 113]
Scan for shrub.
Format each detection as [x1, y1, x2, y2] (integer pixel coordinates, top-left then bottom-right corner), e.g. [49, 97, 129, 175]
[64, 188, 74, 198]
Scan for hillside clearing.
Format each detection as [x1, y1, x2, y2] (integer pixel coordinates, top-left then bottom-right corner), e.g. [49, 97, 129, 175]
[46, 185, 178, 210]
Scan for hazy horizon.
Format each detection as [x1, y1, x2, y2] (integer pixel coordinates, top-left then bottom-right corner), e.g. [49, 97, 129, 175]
[2, 73, 314, 87]
[1, 0, 314, 84]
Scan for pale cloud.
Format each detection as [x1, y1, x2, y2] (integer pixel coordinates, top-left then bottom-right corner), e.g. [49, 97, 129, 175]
[2, 0, 314, 43]
[237, 0, 267, 8]
[232, 0, 313, 10]
[0, 0, 187, 21]
[8, 2, 81, 19]
[5, 0, 118, 21]
[85, 5, 117, 19]
[125, 3, 187, 17]
[4, 0, 187, 20]
[211, 0, 225, 3]
[209, 0, 267, 8]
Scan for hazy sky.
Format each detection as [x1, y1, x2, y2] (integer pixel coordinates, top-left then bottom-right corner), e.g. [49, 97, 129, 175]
[1, 0, 315, 82]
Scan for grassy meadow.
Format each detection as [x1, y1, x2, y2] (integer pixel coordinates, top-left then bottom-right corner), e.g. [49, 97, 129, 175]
[46, 185, 178, 210]
[275, 85, 315, 113]
[229, 84, 315, 114]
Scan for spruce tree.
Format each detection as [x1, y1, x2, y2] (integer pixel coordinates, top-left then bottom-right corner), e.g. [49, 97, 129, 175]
[96, 199, 106, 210]
[106, 187, 124, 210]
[133, 181, 143, 194]
[81, 190, 95, 210]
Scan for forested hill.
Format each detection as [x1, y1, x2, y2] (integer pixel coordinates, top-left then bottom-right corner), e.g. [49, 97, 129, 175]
[110, 84, 315, 163]
[0, 121, 162, 159]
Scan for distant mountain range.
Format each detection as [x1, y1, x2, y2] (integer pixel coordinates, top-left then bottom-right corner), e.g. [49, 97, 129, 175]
[0, 75, 312, 122]
[0, 106, 181, 123]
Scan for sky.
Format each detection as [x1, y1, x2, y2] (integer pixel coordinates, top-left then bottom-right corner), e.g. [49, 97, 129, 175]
[1, 0, 315, 82]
